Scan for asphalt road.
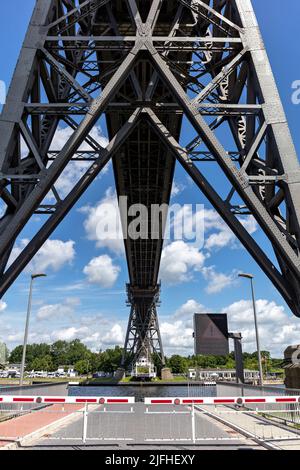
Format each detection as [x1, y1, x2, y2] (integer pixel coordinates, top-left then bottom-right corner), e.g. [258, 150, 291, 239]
[21, 403, 260, 450]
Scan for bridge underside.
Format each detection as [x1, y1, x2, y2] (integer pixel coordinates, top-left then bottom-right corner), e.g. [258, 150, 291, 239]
[1, 0, 300, 367]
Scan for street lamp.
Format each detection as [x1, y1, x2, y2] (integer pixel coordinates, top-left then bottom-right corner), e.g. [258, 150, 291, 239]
[238, 273, 264, 386]
[19, 273, 47, 386]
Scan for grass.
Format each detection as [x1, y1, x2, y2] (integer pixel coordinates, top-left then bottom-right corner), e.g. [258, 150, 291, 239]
[83, 377, 119, 385]
[0, 377, 85, 385]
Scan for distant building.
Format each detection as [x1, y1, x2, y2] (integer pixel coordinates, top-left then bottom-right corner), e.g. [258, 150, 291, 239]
[0, 342, 7, 365]
[188, 368, 259, 383]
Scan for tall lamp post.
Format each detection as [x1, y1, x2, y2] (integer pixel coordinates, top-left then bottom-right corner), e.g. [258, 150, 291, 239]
[238, 273, 264, 386]
[19, 273, 47, 386]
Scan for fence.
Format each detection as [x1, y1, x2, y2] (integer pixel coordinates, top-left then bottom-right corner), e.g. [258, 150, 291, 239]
[0, 396, 135, 445]
[216, 382, 300, 426]
[0, 395, 300, 447]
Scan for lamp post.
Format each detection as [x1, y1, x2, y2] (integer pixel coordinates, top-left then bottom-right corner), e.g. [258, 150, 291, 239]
[238, 273, 264, 386]
[19, 273, 47, 386]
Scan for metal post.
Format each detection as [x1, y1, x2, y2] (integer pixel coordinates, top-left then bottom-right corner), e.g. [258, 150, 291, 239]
[83, 403, 88, 444]
[229, 332, 244, 384]
[191, 402, 196, 444]
[19, 274, 46, 386]
[250, 277, 264, 387]
[238, 274, 264, 386]
[19, 277, 33, 387]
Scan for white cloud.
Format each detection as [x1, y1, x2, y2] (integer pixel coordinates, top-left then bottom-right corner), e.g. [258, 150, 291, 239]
[48, 125, 109, 199]
[160, 241, 206, 283]
[159, 297, 300, 357]
[223, 299, 287, 326]
[81, 187, 125, 255]
[49, 322, 124, 350]
[160, 320, 194, 351]
[174, 299, 205, 319]
[202, 266, 237, 294]
[204, 209, 257, 251]
[102, 324, 124, 346]
[83, 255, 121, 288]
[160, 299, 205, 354]
[171, 181, 185, 198]
[7, 332, 25, 343]
[37, 297, 80, 321]
[223, 299, 300, 356]
[2, 298, 128, 351]
[51, 326, 90, 342]
[0, 301, 7, 313]
[10, 239, 75, 273]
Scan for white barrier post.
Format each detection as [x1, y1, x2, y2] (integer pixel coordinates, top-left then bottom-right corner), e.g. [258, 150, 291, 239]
[191, 402, 196, 444]
[82, 403, 88, 444]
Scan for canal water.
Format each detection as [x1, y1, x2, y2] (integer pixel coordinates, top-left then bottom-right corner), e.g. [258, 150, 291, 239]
[68, 384, 217, 401]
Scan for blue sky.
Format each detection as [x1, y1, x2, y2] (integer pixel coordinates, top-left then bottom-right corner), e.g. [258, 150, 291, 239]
[0, 0, 300, 357]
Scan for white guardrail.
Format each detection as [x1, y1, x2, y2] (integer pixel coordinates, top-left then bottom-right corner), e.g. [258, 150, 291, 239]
[0, 395, 299, 405]
[0, 396, 135, 404]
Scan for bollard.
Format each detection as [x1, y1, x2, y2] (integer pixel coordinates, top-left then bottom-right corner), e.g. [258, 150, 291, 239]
[82, 403, 88, 444]
[191, 403, 196, 444]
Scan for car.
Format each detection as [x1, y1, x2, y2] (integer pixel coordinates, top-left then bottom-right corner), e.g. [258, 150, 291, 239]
[47, 372, 56, 378]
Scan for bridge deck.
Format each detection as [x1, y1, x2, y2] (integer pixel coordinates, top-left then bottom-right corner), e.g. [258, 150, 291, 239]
[2, 403, 258, 450]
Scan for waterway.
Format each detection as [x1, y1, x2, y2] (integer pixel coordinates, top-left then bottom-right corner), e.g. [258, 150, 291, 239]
[68, 384, 217, 401]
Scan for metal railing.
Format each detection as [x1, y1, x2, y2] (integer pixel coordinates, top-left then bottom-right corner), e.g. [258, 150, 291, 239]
[216, 382, 300, 425]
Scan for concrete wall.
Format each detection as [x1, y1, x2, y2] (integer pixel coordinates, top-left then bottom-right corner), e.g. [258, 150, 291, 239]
[0, 382, 68, 396]
[0, 383, 69, 415]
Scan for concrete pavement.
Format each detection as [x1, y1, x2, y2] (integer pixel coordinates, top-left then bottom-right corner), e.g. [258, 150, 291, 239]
[20, 403, 261, 450]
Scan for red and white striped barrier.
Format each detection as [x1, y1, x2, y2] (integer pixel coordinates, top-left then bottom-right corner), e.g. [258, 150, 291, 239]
[0, 396, 135, 405]
[1, 395, 299, 406]
[144, 396, 300, 406]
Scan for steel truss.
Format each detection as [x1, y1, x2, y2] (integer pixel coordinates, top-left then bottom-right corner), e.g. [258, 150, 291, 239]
[123, 284, 164, 366]
[1, 0, 300, 366]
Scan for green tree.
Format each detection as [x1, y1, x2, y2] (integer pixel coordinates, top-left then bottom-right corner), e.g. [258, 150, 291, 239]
[167, 355, 188, 374]
[50, 341, 69, 368]
[75, 360, 90, 375]
[31, 355, 54, 372]
[152, 352, 164, 375]
[9, 343, 51, 369]
[9, 345, 23, 363]
[67, 339, 91, 364]
[98, 346, 123, 373]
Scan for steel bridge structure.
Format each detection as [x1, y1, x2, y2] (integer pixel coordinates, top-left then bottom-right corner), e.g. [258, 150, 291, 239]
[1, 0, 300, 366]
